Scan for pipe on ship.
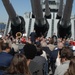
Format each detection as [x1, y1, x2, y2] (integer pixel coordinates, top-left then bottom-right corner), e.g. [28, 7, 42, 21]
[57, 0, 74, 38]
[2, 0, 25, 37]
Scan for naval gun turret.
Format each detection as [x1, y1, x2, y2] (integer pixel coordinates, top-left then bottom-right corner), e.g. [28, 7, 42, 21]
[30, 0, 49, 37]
[57, 0, 74, 38]
[2, 0, 25, 37]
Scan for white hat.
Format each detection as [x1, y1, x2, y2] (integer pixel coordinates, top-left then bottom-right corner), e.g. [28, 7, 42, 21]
[23, 33, 27, 37]
[0, 35, 2, 38]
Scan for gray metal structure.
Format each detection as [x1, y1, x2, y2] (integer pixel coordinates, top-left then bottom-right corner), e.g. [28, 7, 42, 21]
[2, 0, 25, 37]
[57, 0, 74, 38]
[3, 0, 75, 39]
[30, 0, 49, 37]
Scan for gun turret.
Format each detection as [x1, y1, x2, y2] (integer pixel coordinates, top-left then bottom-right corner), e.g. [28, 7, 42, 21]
[57, 0, 74, 38]
[30, 0, 49, 37]
[45, 0, 51, 19]
[56, 0, 64, 19]
[2, 0, 25, 37]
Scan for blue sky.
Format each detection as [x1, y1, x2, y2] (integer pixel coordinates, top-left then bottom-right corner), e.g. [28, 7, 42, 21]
[0, 0, 75, 23]
[0, 0, 31, 23]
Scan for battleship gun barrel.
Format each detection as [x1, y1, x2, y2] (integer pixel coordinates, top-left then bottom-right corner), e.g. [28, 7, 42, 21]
[56, 0, 64, 19]
[31, 0, 49, 37]
[33, 0, 44, 22]
[45, 0, 51, 18]
[63, 0, 73, 24]
[57, 0, 74, 38]
[31, 0, 35, 18]
[2, 0, 21, 25]
[2, 0, 25, 37]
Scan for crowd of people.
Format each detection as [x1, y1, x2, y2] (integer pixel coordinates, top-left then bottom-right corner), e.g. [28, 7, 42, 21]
[0, 32, 75, 75]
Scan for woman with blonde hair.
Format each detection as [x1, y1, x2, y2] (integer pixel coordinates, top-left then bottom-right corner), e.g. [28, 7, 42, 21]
[5, 53, 31, 75]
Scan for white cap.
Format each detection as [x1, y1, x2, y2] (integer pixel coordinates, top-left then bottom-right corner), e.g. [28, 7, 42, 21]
[23, 33, 27, 37]
[73, 46, 75, 50]
[0, 35, 2, 38]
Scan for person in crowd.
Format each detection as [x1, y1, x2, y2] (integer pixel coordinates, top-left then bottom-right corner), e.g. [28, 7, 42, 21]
[5, 53, 31, 75]
[0, 38, 3, 52]
[47, 37, 55, 51]
[4, 35, 12, 47]
[16, 36, 26, 52]
[18, 37, 25, 50]
[54, 47, 73, 75]
[35, 41, 47, 60]
[0, 43, 13, 75]
[64, 38, 70, 47]
[52, 33, 57, 45]
[26, 37, 31, 44]
[50, 42, 64, 74]
[40, 37, 52, 73]
[23, 43, 43, 75]
[11, 39, 19, 53]
[9, 39, 19, 56]
[33, 44, 48, 75]
[69, 38, 74, 46]
[30, 30, 37, 43]
[0, 43, 13, 67]
[35, 37, 40, 45]
[64, 56, 75, 75]
[41, 38, 51, 58]
[20, 35, 26, 44]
